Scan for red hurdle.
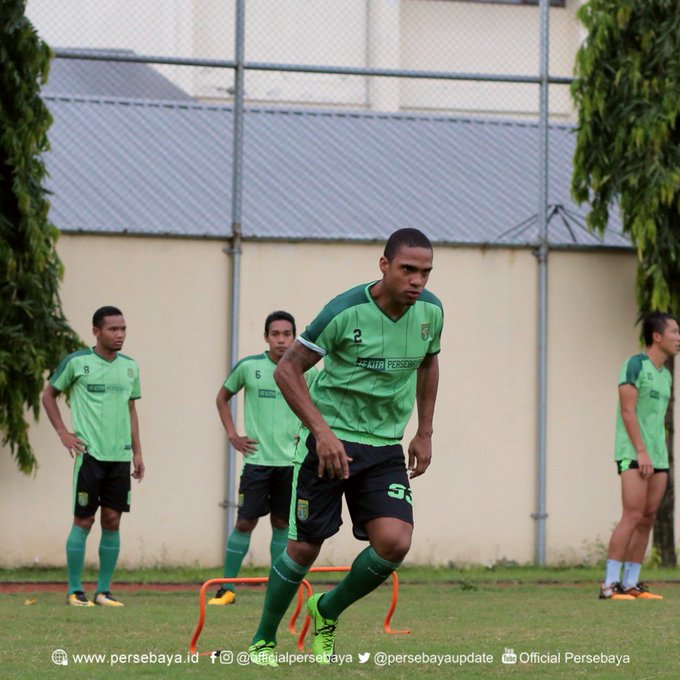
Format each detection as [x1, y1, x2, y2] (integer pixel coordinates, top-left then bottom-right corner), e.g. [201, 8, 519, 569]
[189, 568, 410, 656]
[189, 577, 313, 655]
[288, 566, 410, 651]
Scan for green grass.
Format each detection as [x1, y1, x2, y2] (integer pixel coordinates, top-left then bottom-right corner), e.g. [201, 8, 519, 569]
[1, 579, 679, 678]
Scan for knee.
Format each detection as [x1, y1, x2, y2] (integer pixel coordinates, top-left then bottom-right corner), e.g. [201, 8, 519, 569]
[75, 515, 95, 531]
[270, 515, 288, 530]
[639, 509, 658, 529]
[286, 540, 321, 567]
[235, 518, 257, 533]
[621, 509, 645, 528]
[100, 509, 121, 531]
[374, 534, 412, 564]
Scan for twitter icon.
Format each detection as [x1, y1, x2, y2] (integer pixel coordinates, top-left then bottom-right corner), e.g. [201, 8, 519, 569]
[358, 652, 371, 664]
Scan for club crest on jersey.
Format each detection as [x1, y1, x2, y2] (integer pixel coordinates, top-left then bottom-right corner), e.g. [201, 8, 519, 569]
[127, 368, 134, 379]
[77, 492, 89, 507]
[421, 323, 431, 341]
[296, 499, 309, 521]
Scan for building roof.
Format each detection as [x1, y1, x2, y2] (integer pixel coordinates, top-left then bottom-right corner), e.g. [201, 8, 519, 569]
[43, 94, 629, 249]
[44, 49, 194, 101]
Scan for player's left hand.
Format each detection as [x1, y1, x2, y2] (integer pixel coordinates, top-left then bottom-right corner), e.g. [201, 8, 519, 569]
[132, 453, 145, 482]
[407, 434, 432, 479]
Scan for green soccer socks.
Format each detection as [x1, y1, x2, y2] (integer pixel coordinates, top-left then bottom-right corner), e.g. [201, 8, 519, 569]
[96, 529, 120, 594]
[251, 551, 309, 645]
[222, 529, 252, 591]
[66, 525, 90, 594]
[318, 547, 401, 620]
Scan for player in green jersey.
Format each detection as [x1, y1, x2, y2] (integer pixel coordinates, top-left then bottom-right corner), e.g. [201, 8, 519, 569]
[600, 312, 680, 601]
[42, 306, 143, 607]
[248, 229, 443, 666]
[209, 312, 317, 605]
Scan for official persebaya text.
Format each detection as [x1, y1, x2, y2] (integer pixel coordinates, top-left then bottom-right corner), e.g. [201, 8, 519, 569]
[517, 652, 630, 666]
[356, 357, 422, 371]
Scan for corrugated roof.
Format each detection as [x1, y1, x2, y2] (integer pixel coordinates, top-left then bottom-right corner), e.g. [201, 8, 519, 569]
[45, 50, 194, 101]
[43, 95, 629, 248]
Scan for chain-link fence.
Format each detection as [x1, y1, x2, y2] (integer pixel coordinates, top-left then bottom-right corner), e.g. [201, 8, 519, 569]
[30, 0, 575, 118]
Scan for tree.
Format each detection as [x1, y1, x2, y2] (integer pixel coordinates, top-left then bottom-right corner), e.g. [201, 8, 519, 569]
[0, 1, 82, 474]
[571, 0, 680, 566]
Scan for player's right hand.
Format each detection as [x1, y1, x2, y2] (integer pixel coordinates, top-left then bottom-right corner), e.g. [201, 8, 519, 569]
[229, 435, 258, 455]
[59, 432, 86, 458]
[314, 430, 352, 480]
[637, 451, 653, 479]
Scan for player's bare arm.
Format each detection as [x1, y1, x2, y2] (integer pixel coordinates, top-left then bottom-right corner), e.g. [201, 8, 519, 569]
[618, 384, 652, 479]
[41, 384, 87, 457]
[216, 385, 258, 455]
[129, 399, 145, 481]
[408, 353, 439, 479]
[275, 341, 353, 479]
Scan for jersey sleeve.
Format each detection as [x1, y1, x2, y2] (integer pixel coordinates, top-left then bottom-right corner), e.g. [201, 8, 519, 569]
[619, 355, 643, 388]
[224, 361, 246, 394]
[131, 366, 141, 400]
[49, 353, 76, 392]
[300, 305, 341, 356]
[427, 307, 444, 355]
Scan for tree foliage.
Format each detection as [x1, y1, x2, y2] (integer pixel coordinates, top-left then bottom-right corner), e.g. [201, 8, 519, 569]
[572, 0, 680, 311]
[572, 0, 680, 566]
[0, 1, 82, 474]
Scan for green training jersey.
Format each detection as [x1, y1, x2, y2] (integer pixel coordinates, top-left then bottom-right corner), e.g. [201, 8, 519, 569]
[225, 351, 317, 467]
[50, 348, 141, 462]
[614, 352, 672, 467]
[298, 281, 443, 446]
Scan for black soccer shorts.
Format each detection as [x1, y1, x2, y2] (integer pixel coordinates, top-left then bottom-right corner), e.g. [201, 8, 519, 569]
[73, 453, 131, 517]
[290, 434, 414, 542]
[237, 463, 294, 521]
[616, 459, 669, 475]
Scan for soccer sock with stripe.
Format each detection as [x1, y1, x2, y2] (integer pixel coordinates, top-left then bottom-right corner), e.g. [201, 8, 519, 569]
[269, 526, 288, 565]
[317, 546, 401, 621]
[222, 529, 252, 592]
[251, 551, 309, 645]
[622, 562, 642, 590]
[66, 525, 90, 594]
[97, 529, 120, 593]
[604, 559, 623, 587]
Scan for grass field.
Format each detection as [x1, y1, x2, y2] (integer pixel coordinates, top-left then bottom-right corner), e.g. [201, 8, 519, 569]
[1, 567, 679, 679]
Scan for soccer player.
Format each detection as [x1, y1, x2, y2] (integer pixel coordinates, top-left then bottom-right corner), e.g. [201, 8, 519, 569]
[208, 311, 317, 605]
[600, 312, 680, 600]
[247, 228, 443, 666]
[42, 306, 144, 607]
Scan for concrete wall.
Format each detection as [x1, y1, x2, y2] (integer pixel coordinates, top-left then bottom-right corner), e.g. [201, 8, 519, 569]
[3, 236, 666, 569]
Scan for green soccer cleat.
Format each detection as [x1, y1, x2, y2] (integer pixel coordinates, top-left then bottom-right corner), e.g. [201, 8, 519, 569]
[67, 591, 95, 607]
[93, 591, 124, 606]
[248, 640, 278, 667]
[306, 593, 337, 663]
[208, 587, 236, 605]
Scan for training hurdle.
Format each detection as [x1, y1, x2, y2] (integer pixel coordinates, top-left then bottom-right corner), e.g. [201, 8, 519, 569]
[288, 566, 411, 651]
[190, 568, 410, 656]
[189, 577, 313, 655]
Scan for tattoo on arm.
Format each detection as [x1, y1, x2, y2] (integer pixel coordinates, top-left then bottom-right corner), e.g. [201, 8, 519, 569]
[287, 342, 321, 372]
